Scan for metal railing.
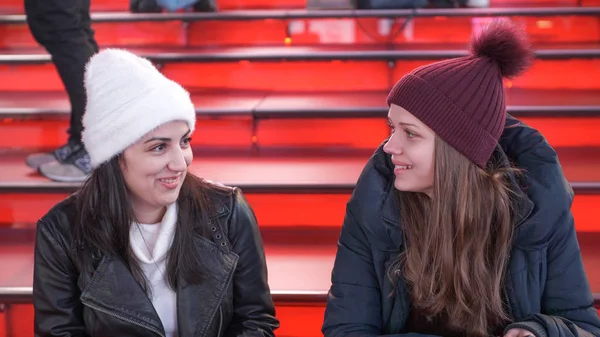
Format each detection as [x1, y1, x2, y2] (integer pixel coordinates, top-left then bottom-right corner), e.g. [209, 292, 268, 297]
[0, 287, 599, 306]
[1, 7, 600, 23]
[0, 180, 599, 194]
[1, 48, 599, 64]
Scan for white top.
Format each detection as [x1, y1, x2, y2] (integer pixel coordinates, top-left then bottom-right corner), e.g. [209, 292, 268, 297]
[129, 203, 178, 337]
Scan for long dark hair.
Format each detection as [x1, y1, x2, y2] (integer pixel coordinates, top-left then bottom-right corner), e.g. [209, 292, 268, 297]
[73, 155, 226, 292]
[388, 137, 520, 337]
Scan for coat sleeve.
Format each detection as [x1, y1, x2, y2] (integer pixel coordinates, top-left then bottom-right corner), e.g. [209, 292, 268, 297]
[33, 219, 88, 337]
[322, 201, 441, 337]
[504, 210, 600, 337]
[222, 189, 280, 337]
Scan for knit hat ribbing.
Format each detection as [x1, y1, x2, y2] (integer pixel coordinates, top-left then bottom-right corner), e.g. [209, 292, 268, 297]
[386, 19, 534, 168]
[82, 49, 196, 169]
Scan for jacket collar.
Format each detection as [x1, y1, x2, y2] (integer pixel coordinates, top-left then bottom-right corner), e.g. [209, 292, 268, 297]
[79, 199, 236, 337]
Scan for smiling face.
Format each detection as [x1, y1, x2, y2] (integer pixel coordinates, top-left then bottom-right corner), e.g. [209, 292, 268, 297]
[383, 104, 436, 197]
[120, 120, 193, 223]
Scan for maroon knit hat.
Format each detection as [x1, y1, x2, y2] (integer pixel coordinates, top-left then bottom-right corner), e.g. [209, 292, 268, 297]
[386, 19, 534, 168]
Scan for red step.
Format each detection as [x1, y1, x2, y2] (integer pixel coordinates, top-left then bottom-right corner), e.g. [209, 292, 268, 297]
[164, 58, 600, 92]
[0, 117, 254, 153]
[0, 231, 334, 336]
[3, 305, 31, 337]
[1, 192, 599, 232]
[254, 116, 600, 149]
[1, 53, 599, 92]
[0, 304, 327, 337]
[1, 231, 599, 337]
[3, 0, 600, 13]
[0, 0, 128, 13]
[0, 150, 599, 231]
[1, 113, 599, 151]
[0, 310, 5, 337]
[1, 15, 599, 48]
[0, 304, 326, 337]
[0, 0, 307, 14]
[2, 89, 599, 118]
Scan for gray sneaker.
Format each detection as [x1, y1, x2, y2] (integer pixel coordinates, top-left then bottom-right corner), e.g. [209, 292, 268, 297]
[26, 142, 83, 170]
[38, 147, 92, 183]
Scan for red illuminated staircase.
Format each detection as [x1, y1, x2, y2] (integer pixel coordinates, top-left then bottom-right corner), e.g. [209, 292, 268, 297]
[0, 0, 599, 336]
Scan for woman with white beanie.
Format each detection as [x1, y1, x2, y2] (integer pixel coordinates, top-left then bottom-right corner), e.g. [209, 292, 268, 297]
[32, 49, 279, 337]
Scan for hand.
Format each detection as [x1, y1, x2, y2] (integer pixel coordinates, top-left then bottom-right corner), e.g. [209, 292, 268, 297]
[503, 328, 535, 337]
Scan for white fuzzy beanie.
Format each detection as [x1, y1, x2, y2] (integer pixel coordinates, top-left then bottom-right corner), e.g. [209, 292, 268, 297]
[82, 49, 196, 168]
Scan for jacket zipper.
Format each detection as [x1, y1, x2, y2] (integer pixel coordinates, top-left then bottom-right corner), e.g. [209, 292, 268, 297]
[82, 300, 165, 337]
[503, 279, 513, 318]
[503, 202, 533, 320]
[504, 204, 532, 319]
[503, 250, 514, 320]
[217, 306, 223, 337]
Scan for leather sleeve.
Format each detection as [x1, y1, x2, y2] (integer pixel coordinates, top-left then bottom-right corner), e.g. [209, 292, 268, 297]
[33, 218, 87, 337]
[222, 188, 280, 337]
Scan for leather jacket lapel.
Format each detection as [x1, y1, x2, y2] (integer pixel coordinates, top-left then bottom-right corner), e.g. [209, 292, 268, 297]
[176, 233, 238, 337]
[80, 255, 166, 336]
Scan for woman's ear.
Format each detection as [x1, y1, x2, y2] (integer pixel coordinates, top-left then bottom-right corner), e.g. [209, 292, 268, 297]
[117, 153, 127, 172]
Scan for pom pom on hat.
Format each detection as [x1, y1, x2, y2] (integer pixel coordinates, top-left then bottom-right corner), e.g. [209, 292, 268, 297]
[470, 18, 534, 79]
[386, 19, 534, 168]
[82, 49, 196, 169]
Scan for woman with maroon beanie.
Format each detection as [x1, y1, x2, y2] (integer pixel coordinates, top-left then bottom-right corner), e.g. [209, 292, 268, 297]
[322, 19, 600, 337]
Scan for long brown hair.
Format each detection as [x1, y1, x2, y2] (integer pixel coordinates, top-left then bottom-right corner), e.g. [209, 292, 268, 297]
[73, 155, 229, 293]
[390, 137, 520, 337]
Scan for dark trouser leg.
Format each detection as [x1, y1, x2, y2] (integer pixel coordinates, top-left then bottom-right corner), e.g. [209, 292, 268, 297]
[130, 0, 163, 13]
[25, 0, 99, 144]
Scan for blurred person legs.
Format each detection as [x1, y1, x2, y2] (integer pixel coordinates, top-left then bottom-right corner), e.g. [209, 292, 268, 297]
[355, 0, 485, 8]
[193, 0, 218, 12]
[130, 0, 217, 12]
[130, 0, 163, 13]
[24, 0, 97, 181]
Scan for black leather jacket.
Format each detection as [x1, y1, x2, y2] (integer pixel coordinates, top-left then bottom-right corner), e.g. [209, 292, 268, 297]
[33, 184, 279, 337]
